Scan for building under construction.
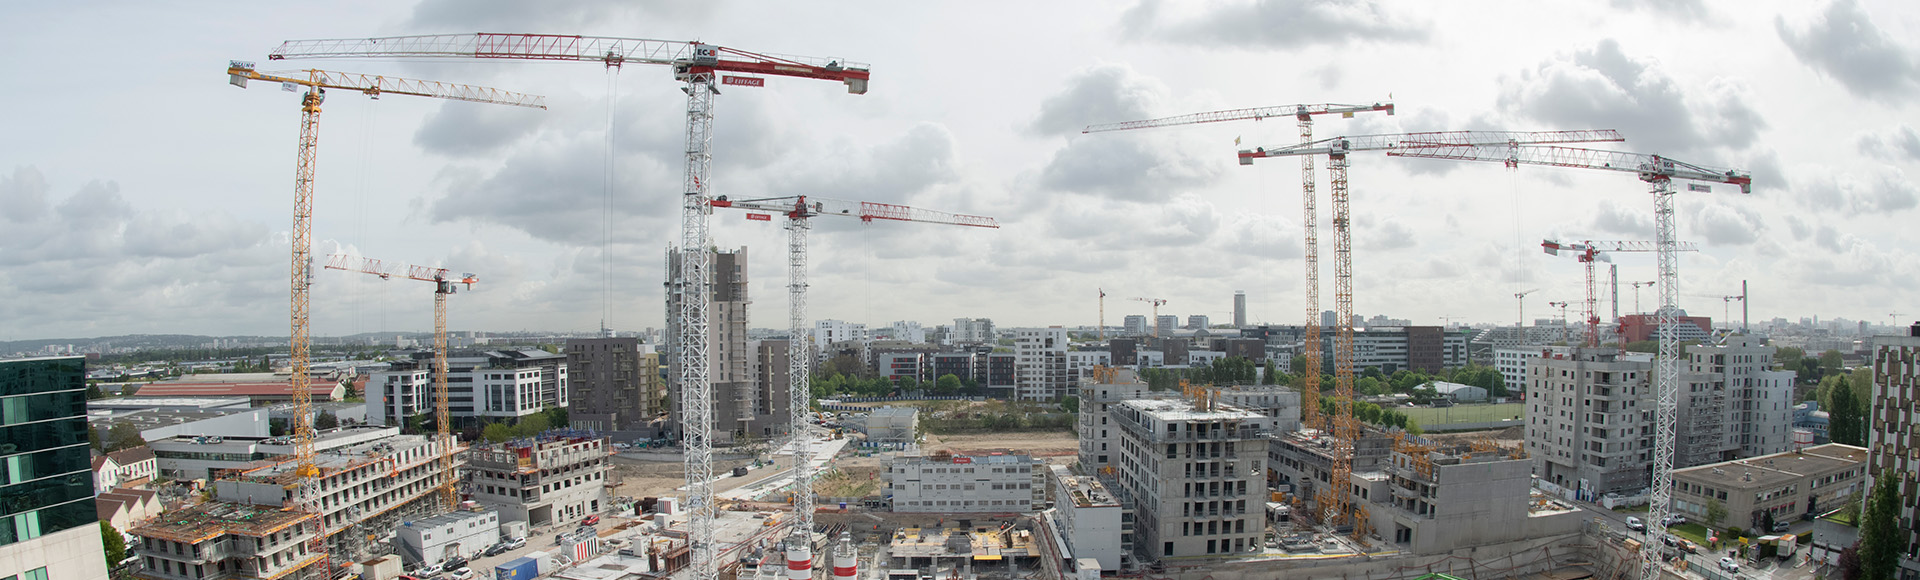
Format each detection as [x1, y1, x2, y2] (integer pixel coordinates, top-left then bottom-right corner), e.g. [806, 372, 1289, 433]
[130, 430, 465, 578]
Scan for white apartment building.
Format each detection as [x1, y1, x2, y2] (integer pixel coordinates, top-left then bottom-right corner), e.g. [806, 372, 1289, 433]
[1016, 327, 1071, 401]
[1525, 348, 1654, 500]
[1111, 399, 1271, 560]
[1047, 465, 1131, 573]
[888, 321, 927, 343]
[1686, 336, 1796, 458]
[1077, 370, 1163, 473]
[1123, 315, 1148, 336]
[950, 318, 995, 344]
[814, 319, 869, 350]
[131, 502, 324, 580]
[887, 453, 1044, 513]
[467, 435, 611, 527]
[1066, 351, 1112, 380]
[1155, 316, 1178, 337]
[1494, 345, 1570, 396]
[368, 350, 569, 426]
[396, 508, 500, 567]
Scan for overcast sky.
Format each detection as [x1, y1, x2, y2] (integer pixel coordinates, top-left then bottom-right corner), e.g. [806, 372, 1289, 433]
[3, 0, 1917, 340]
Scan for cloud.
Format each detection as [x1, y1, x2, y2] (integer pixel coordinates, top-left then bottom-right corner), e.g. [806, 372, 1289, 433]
[1038, 137, 1223, 202]
[1688, 202, 1762, 246]
[772, 123, 963, 209]
[1776, 0, 1920, 103]
[1608, 0, 1711, 22]
[405, 0, 718, 32]
[414, 101, 548, 156]
[1857, 125, 1920, 162]
[0, 166, 50, 224]
[1496, 39, 1768, 155]
[1796, 169, 1920, 216]
[1029, 64, 1167, 137]
[1121, 0, 1429, 49]
[1359, 219, 1415, 251]
[1592, 199, 1652, 237]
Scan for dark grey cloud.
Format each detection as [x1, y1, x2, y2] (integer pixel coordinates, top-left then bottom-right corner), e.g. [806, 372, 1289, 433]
[429, 136, 679, 246]
[1029, 64, 1166, 137]
[1121, 0, 1429, 49]
[1857, 125, 1920, 162]
[414, 101, 548, 156]
[405, 0, 718, 33]
[1776, 0, 1920, 103]
[1496, 39, 1767, 155]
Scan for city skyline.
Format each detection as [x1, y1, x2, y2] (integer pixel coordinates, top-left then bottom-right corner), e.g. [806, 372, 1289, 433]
[4, 1, 1917, 340]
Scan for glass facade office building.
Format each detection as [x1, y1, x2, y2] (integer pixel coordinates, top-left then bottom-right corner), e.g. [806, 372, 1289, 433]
[0, 356, 95, 548]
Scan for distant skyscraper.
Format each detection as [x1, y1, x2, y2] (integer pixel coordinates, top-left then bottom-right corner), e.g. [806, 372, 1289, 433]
[665, 245, 755, 444]
[1321, 310, 1336, 327]
[1155, 315, 1177, 337]
[1233, 291, 1246, 327]
[1186, 315, 1209, 329]
[1123, 315, 1148, 335]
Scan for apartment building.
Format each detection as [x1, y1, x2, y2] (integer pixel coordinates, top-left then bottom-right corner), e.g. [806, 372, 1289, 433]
[743, 338, 794, 440]
[887, 453, 1044, 513]
[565, 337, 663, 433]
[1015, 327, 1070, 401]
[1047, 465, 1131, 572]
[368, 349, 569, 426]
[151, 426, 405, 481]
[1365, 441, 1583, 554]
[0, 356, 109, 580]
[1075, 370, 1164, 473]
[1123, 315, 1148, 336]
[1112, 399, 1271, 560]
[1525, 348, 1654, 500]
[1684, 336, 1796, 460]
[1670, 443, 1867, 531]
[950, 318, 995, 344]
[1265, 426, 1394, 516]
[1311, 326, 1470, 374]
[467, 435, 610, 527]
[130, 502, 322, 580]
[1866, 325, 1920, 579]
[1494, 345, 1570, 396]
[665, 246, 755, 445]
[209, 432, 465, 560]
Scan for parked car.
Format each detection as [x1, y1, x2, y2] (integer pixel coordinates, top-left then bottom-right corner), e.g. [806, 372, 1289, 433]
[1719, 557, 1740, 573]
[483, 543, 510, 557]
[1771, 520, 1791, 533]
[502, 536, 527, 550]
[1663, 514, 1686, 526]
[450, 569, 477, 580]
[1625, 516, 1646, 531]
[583, 514, 601, 526]
[441, 557, 468, 573]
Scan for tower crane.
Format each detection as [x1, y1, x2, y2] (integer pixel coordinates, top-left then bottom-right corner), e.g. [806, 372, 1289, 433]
[1098, 289, 1107, 341]
[1546, 301, 1572, 344]
[1085, 102, 1394, 435]
[1387, 144, 1750, 580]
[1234, 129, 1623, 534]
[268, 35, 870, 580]
[1513, 288, 1540, 336]
[225, 63, 540, 570]
[1541, 240, 1697, 347]
[1629, 281, 1656, 315]
[324, 254, 475, 510]
[708, 195, 994, 570]
[1131, 298, 1169, 338]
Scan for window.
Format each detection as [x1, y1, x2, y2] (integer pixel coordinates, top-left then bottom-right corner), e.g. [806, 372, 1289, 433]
[1165, 542, 1174, 556]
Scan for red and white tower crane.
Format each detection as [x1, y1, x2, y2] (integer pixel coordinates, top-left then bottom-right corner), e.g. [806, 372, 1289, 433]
[1131, 298, 1169, 338]
[709, 195, 995, 570]
[269, 35, 869, 580]
[1085, 102, 1394, 436]
[1235, 129, 1623, 534]
[1540, 240, 1697, 348]
[1389, 144, 1750, 580]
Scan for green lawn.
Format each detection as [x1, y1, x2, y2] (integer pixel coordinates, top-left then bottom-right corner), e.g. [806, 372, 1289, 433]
[1400, 403, 1526, 426]
[1669, 523, 1713, 547]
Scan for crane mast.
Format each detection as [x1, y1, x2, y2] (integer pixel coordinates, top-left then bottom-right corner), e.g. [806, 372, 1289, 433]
[270, 35, 870, 580]
[1236, 129, 1624, 535]
[1389, 144, 1749, 580]
[1131, 298, 1168, 338]
[709, 195, 996, 567]
[1083, 102, 1396, 434]
[227, 63, 540, 573]
[1541, 240, 1697, 347]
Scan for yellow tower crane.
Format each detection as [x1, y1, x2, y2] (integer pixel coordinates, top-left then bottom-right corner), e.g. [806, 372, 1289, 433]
[225, 62, 541, 523]
[324, 254, 477, 509]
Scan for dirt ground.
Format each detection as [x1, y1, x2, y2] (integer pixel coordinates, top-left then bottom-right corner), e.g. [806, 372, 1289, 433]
[608, 454, 755, 499]
[608, 430, 1081, 500]
[921, 431, 1078, 462]
[1425, 425, 1524, 447]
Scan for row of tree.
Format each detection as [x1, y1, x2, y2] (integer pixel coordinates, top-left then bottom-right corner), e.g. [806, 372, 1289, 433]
[1315, 396, 1422, 434]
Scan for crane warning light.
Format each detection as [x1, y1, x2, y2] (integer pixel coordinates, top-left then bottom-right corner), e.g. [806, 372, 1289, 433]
[746, 213, 772, 221]
[723, 76, 765, 87]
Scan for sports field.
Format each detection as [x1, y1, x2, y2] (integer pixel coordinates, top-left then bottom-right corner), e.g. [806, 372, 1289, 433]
[1400, 402, 1525, 426]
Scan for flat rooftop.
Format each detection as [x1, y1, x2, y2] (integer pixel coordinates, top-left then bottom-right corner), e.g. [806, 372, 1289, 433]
[131, 500, 316, 543]
[1050, 466, 1119, 508]
[89, 396, 252, 409]
[1121, 398, 1264, 421]
[1674, 443, 1867, 489]
[232, 432, 450, 483]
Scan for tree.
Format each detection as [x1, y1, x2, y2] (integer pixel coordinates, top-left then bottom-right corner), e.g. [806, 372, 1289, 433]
[482, 422, 515, 443]
[1829, 378, 1865, 446]
[106, 421, 147, 452]
[1060, 396, 1080, 415]
[1706, 497, 1727, 528]
[1837, 545, 1862, 580]
[545, 406, 569, 429]
[1800, 358, 1824, 382]
[1774, 346, 1804, 370]
[934, 374, 963, 395]
[100, 521, 126, 568]
[86, 382, 105, 400]
[1819, 349, 1845, 373]
[1859, 471, 1903, 580]
[342, 379, 360, 400]
[314, 411, 340, 430]
[1760, 511, 1776, 535]
[1404, 419, 1422, 436]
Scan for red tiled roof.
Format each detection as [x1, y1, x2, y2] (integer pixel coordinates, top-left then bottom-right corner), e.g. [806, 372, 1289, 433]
[93, 455, 113, 472]
[108, 446, 156, 465]
[137, 381, 338, 398]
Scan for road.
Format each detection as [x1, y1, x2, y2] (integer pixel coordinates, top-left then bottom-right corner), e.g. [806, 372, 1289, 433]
[1558, 495, 1825, 580]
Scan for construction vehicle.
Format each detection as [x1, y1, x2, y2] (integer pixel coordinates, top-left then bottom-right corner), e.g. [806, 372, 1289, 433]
[268, 34, 869, 580]
[226, 62, 541, 573]
[1387, 143, 1750, 580]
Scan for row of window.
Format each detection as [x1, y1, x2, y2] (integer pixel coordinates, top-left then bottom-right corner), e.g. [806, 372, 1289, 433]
[1181, 518, 1248, 536]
